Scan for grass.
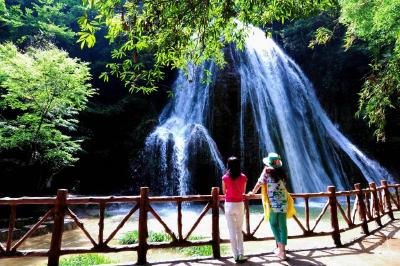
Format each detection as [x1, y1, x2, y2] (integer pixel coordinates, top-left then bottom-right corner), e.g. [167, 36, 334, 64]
[60, 254, 114, 266]
[119, 230, 139, 244]
[119, 230, 228, 257]
[119, 230, 172, 244]
[177, 235, 229, 257]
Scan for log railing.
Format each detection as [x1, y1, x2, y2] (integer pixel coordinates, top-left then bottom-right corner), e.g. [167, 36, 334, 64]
[0, 180, 399, 265]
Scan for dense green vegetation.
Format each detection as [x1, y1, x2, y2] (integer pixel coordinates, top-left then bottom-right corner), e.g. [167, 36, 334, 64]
[0, 42, 95, 191]
[310, 0, 400, 141]
[0, 0, 84, 45]
[60, 254, 114, 266]
[0, 0, 398, 195]
[79, 0, 337, 93]
[119, 230, 171, 244]
[0, 0, 160, 195]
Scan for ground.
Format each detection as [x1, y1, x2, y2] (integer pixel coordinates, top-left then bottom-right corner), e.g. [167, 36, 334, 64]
[1, 209, 399, 265]
[114, 215, 400, 266]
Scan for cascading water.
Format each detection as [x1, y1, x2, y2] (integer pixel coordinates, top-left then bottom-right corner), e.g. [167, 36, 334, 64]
[143, 25, 393, 195]
[144, 62, 225, 195]
[231, 25, 393, 193]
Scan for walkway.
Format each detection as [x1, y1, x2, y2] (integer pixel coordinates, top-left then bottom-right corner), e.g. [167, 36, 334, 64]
[111, 216, 400, 266]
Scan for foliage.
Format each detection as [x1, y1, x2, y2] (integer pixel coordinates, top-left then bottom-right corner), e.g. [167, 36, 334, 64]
[119, 230, 172, 244]
[78, 0, 338, 94]
[341, 0, 400, 142]
[119, 230, 227, 257]
[309, 26, 334, 49]
[176, 235, 228, 257]
[0, 0, 85, 46]
[60, 254, 114, 266]
[309, 0, 400, 141]
[119, 230, 138, 244]
[0, 43, 95, 184]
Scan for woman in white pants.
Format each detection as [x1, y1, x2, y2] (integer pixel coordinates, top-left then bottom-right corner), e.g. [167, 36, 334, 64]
[222, 156, 247, 263]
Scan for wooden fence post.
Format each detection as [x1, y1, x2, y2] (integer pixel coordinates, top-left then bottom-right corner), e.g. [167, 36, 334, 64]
[98, 201, 106, 247]
[354, 183, 369, 235]
[244, 198, 251, 240]
[6, 204, 16, 253]
[211, 187, 221, 258]
[369, 182, 382, 227]
[305, 197, 310, 233]
[48, 189, 68, 266]
[177, 200, 183, 241]
[137, 187, 149, 265]
[381, 180, 395, 220]
[327, 186, 342, 247]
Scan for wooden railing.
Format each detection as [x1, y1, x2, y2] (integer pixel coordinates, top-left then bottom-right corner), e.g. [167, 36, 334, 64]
[0, 180, 399, 265]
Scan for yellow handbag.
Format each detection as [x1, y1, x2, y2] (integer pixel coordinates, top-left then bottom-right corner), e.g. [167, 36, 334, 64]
[261, 184, 296, 222]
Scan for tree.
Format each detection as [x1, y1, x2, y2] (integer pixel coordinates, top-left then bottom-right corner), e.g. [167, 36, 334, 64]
[78, 0, 338, 94]
[0, 43, 95, 188]
[0, 0, 85, 46]
[310, 0, 400, 141]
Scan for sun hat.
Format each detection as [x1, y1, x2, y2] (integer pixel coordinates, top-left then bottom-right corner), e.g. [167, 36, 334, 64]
[262, 152, 283, 168]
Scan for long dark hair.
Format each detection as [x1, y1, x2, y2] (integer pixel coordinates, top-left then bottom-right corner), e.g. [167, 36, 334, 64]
[268, 167, 287, 182]
[226, 156, 241, 180]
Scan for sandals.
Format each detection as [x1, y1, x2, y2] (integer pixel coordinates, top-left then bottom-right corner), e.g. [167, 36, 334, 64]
[277, 251, 287, 260]
[273, 247, 280, 255]
[234, 254, 248, 264]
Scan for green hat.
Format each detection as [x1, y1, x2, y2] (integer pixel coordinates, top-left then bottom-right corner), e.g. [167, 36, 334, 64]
[262, 152, 283, 168]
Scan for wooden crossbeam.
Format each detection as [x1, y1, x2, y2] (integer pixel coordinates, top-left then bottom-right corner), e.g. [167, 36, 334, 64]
[311, 201, 329, 232]
[65, 208, 97, 247]
[104, 203, 139, 245]
[337, 202, 352, 226]
[12, 208, 54, 251]
[148, 204, 178, 242]
[250, 216, 264, 236]
[184, 203, 211, 241]
[292, 215, 306, 233]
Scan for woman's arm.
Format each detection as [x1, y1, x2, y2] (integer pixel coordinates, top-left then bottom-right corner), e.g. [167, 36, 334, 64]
[249, 167, 266, 194]
[250, 183, 261, 194]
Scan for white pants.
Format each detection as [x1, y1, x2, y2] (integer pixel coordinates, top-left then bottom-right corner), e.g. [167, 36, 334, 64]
[225, 202, 244, 257]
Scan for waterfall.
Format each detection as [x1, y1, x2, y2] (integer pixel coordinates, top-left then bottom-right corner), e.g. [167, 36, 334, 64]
[232, 25, 393, 192]
[144, 62, 225, 195]
[143, 25, 393, 195]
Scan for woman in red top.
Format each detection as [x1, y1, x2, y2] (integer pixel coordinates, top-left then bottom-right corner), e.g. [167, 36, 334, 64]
[222, 156, 247, 263]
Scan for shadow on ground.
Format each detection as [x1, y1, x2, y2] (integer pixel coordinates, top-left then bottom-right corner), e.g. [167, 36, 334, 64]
[112, 218, 400, 266]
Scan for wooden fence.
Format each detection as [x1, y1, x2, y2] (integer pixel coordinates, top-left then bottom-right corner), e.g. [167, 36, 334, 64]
[0, 180, 399, 265]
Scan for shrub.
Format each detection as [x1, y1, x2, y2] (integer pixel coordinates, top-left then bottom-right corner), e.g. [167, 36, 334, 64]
[119, 230, 139, 244]
[119, 231, 227, 257]
[119, 230, 172, 244]
[60, 254, 113, 266]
